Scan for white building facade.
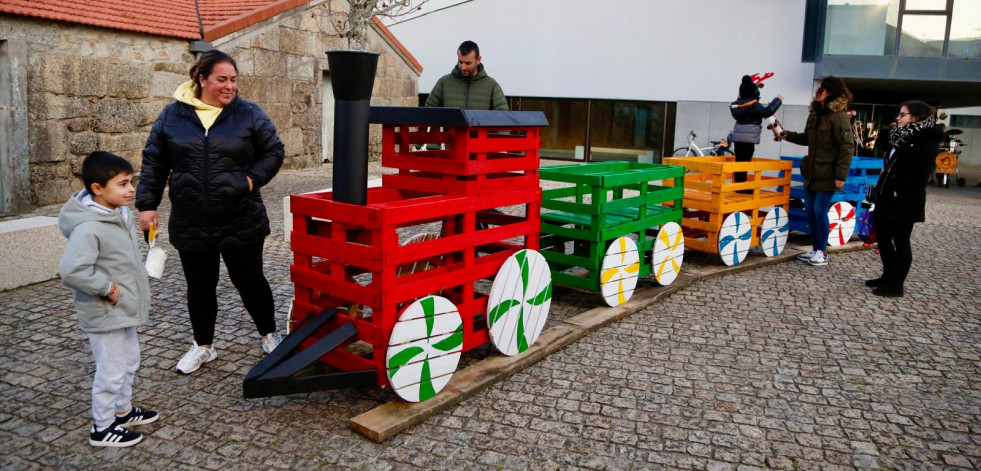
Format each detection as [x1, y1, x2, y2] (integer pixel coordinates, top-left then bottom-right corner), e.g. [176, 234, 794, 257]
[390, 0, 981, 166]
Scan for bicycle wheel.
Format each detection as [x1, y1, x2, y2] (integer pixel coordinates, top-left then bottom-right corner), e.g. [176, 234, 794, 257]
[673, 147, 694, 157]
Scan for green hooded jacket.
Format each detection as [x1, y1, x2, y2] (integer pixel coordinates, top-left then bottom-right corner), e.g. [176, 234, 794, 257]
[425, 64, 508, 111]
[783, 96, 855, 192]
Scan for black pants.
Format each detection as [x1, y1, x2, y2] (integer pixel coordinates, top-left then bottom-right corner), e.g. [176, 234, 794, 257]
[874, 218, 915, 288]
[178, 242, 276, 346]
[733, 142, 755, 183]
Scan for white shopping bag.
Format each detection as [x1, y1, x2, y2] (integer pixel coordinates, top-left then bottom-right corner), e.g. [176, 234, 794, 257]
[145, 224, 168, 279]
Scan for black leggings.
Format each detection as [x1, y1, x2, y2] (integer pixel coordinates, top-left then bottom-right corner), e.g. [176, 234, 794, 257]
[874, 218, 915, 287]
[733, 142, 755, 183]
[178, 242, 276, 346]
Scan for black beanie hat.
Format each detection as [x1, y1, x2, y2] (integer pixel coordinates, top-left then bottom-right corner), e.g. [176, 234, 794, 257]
[739, 75, 760, 99]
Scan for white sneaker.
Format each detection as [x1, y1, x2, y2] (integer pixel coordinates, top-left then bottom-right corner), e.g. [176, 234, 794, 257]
[261, 332, 282, 354]
[175, 342, 217, 374]
[796, 249, 817, 261]
[808, 250, 829, 266]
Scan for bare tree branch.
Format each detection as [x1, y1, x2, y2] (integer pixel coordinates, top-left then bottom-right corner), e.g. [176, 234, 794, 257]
[326, 0, 429, 50]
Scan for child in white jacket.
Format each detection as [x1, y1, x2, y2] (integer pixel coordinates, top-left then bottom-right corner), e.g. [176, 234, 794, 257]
[59, 151, 158, 447]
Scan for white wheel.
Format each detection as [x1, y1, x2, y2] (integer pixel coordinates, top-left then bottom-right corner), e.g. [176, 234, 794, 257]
[487, 249, 552, 356]
[652, 222, 684, 285]
[600, 237, 640, 307]
[386, 296, 463, 402]
[759, 207, 789, 257]
[828, 202, 856, 247]
[718, 212, 752, 266]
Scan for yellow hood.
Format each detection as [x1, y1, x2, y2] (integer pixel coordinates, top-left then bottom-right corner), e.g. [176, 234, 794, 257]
[174, 80, 223, 131]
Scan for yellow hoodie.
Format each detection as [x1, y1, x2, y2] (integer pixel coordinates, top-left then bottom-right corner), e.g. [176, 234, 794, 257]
[173, 81, 224, 131]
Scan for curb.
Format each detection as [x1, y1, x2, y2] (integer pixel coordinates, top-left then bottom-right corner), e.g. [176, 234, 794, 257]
[350, 240, 870, 442]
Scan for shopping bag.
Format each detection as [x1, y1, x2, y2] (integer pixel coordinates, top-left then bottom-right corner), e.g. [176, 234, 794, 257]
[144, 224, 168, 279]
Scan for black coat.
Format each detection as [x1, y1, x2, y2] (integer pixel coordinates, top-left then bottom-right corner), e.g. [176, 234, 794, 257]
[136, 96, 285, 251]
[872, 126, 943, 223]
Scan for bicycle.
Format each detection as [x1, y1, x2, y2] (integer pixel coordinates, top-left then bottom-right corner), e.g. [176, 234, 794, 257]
[672, 130, 734, 157]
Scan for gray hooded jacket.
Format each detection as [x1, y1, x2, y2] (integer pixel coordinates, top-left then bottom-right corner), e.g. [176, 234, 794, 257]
[59, 190, 150, 333]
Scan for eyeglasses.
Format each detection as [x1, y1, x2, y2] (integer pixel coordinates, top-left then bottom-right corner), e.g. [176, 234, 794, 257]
[897, 112, 911, 118]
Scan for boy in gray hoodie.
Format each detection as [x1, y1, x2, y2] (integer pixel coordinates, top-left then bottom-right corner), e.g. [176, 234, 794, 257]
[59, 151, 158, 447]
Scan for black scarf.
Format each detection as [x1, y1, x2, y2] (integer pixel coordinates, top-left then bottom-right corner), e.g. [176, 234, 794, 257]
[889, 115, 936, 149]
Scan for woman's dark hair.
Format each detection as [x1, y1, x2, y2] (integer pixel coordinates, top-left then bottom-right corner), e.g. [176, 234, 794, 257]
[189, 49, 237, 96]
[82, 151, 133, 193]
[900, 100, 933, 122]
[818, 76, 853, 104]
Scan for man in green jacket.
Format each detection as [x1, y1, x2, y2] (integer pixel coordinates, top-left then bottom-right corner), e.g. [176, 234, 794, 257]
[425, 40, 508, 111]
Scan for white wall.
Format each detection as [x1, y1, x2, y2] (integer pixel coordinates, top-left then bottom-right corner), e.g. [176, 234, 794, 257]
[390, 0, 817, 105]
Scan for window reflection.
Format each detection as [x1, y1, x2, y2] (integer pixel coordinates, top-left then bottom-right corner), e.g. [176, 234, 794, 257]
[824, 0, 897, 55]
[588, 100, 665, 164]
[516, 98, 589, 160]
[899, 15, 948, 56]
[950, 0, 981, 58]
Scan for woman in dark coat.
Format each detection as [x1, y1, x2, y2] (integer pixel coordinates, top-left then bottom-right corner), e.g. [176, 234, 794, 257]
[135, 50, 285, 374]
[866, 101, 942, 297]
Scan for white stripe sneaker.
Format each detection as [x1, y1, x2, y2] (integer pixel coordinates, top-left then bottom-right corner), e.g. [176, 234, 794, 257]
[175, 342, 217, 374]
[797, 249, 817, 261]
[89, 424, 142, 447]
[261, 331, 282, 354]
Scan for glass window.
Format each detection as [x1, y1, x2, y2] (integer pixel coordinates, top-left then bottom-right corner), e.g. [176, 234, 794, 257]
[899, 14, 948, 56]
[516, 98, 589, 160]
[824, 0, 898, 55]
[588, 100, 665, 164]
[948, 0, 981, 58]
[905, 0, 947, 11]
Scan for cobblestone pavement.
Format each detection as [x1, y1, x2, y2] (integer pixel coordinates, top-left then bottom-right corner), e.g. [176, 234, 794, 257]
[1, 164, 979, 470]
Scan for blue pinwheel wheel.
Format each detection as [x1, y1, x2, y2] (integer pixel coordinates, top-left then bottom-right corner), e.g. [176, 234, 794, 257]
[718, 211, 752, 266]
[760, 207, 789, 257]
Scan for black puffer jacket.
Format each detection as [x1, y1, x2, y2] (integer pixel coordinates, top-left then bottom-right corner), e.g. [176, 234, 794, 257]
[873, 126, 943, 223]
[136, 96, 284, 251]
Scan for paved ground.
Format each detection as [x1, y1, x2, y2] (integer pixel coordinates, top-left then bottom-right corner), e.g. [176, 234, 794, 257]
[1, 163, 979, 470]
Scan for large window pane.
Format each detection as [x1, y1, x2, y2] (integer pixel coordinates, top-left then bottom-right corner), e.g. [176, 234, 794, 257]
[949, 0, 981, 58]
[517, 98, 588, 160]
[899, 14, 947, 56]
[824, 0, 898, 55]
[905, 0, 946, 11]
[588, 100, 665, 164]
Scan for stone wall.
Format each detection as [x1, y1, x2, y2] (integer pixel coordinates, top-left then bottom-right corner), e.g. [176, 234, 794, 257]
[0, 1, 419, 209]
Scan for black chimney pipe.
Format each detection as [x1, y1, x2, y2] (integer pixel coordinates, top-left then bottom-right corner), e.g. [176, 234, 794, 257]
[326, 50, 379, 205]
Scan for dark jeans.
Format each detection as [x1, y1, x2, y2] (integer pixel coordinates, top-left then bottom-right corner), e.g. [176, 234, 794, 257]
[733, 142, 755, 183]
[875, 218, 915, 288]
[804, 189, 834, 253]
[178, 242, 276, 346]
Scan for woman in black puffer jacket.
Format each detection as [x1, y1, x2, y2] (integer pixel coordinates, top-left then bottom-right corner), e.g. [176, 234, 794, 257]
[866, 100, 942, 298]
[136, 50, 285, 374]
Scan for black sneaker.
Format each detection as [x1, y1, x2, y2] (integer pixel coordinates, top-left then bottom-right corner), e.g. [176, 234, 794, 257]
[113, 406, 159, 428]
[89, 424, 143, 447]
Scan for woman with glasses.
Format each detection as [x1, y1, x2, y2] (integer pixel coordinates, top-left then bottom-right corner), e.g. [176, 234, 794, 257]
[866, 101, 942, 297]
[778, 76, 855, 266]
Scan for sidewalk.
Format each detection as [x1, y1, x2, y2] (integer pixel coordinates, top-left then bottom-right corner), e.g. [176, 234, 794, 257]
[1, 163, 979, 470]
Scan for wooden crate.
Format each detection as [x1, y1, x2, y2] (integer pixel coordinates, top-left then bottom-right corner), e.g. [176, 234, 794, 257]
[538, 162, 684, 294]
[780, 155, 880, 234]
[372, 107, 547, 196]
[289, 186, 541, 387]
[662, 156, 792, 257]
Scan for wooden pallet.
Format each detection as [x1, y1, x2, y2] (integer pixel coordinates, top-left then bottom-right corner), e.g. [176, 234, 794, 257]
[662, 156, 792, 263]
[289, 186, 541, 387]
[538, 162, 685, 301]
[780, 156, 880, 242]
